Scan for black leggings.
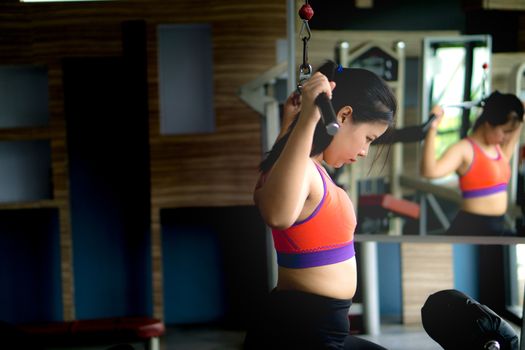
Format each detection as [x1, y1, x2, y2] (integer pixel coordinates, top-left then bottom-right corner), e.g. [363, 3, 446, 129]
[446, 210, 513, 236]
[243, 289, 387, 350]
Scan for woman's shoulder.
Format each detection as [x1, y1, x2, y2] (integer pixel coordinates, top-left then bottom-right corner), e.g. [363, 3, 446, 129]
[310, 157, 323, 171]
[447, 138, 474, 172]
[459, 137, 474, 146]
[307, 158, 327, 190]
[309, 158, 329, 180]
[446, 138, 472, 155]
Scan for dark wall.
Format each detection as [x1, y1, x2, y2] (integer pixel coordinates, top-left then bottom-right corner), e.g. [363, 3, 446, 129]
[308, 0, 524, 52]
[309, 0, 465, 31]
[62, 21, 152, 319]
[0, 209, 62, 323]
[63, 55, 151, 318]
[161, 206, 269, 327]
[465, 10, 522, 52]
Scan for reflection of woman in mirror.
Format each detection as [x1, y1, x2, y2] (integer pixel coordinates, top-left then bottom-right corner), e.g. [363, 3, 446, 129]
[421, 91, 524, 235]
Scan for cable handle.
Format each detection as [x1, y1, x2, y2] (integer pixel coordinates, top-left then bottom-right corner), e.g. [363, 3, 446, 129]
[421, 113, 437, 134]
[297, 2, 339, 136]
[315, 93, 339, 136]
[298, 64, 339, 136]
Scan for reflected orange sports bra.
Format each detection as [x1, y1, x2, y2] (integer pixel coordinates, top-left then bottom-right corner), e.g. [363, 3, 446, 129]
[271, 162, 356, 268]
[459, 138, 511, 199]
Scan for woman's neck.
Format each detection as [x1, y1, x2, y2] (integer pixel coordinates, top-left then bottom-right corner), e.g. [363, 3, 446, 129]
[469, 127, 491, 147]
[313, 155, 324, 164]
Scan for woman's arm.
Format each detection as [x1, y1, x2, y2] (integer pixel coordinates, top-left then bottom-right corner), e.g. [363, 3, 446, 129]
[254, 73, 335, 229]
[421, 105, 467, 178]
[501, 122, 523, 160]
[501, 101, 525, 159]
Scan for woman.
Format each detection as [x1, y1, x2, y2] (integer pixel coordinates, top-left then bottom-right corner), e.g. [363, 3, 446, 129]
[421, 91, 524, 235]
[244, 61, 396, 349]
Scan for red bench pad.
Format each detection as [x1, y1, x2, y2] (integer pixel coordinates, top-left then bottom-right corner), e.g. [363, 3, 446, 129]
[359, 194, 420, 219]
[19, 316, 165, 346]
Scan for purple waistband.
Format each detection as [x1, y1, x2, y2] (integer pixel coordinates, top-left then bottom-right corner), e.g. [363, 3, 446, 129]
[276, 242, 355, 269]
[462, 183, 507, 199]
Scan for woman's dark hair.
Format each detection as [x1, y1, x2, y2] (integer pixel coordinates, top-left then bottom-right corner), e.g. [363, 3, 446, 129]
[259, 60, 397, 173]
[472, 90, 524, 131]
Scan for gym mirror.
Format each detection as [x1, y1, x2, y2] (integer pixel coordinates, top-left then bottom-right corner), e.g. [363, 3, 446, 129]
[412, 35, 498, 236]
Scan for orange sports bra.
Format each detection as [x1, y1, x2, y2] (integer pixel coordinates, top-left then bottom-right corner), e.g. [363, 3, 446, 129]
[459, 138, 511, 199]
[271, 162, 356, 268]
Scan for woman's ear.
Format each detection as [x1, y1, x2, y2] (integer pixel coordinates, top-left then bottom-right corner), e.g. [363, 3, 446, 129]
[337, 106, 353, 124]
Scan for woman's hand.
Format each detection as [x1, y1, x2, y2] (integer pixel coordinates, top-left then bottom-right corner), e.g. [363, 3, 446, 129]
[430, 105, 445, 130]
[421, 104, 467, 178]
[281, 91, 301, 132]
[298, 72, 336, 125]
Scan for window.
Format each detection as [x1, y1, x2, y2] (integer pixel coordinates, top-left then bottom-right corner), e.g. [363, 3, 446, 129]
[420, 35, 492, 157]
[157, 24, 215, 135]
[0, 140, 52, 203]
[507, 244, 524, 318]
[0, 65, 49, 128]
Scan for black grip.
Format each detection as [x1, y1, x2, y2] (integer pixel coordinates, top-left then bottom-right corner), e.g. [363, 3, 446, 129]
[421, 113, 437, 134]
[372, 113, 438, 145]
[315, 92, 339, 136]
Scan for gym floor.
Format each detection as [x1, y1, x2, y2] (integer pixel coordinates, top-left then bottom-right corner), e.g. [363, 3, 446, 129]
[44, 321, 522, 349]
[159, 322, 525, 350]
[159, 323, 443, 350]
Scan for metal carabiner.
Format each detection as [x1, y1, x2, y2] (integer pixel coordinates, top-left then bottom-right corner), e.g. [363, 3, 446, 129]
[297, 63, 312, 94]
[299, 19, 311, 42]
[299, 63, 312, 83]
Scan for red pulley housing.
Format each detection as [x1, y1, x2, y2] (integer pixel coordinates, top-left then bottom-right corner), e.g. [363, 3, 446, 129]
[298, 4, 314, 21]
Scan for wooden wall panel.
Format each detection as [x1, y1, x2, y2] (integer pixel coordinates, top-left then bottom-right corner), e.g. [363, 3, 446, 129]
[0, 4, 33, 64]
[148, 8, 286, 210]
[48, 62, 75, 320]
[0, 0, 286, 320]
[401, 243, 454, 325]
[145, 2, 286, 317]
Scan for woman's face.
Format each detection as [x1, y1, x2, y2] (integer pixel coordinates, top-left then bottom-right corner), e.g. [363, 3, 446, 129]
[323, 113, 389, 168]
[485, 118, 520, 145]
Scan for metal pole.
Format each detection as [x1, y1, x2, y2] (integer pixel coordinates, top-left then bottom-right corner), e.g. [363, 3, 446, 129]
[264, 100, 280, 289]
[361, 241, 381, 336]
[286, 0, 296, 96]
[520, 282, 525, 350]
[512, 62, 525, 350]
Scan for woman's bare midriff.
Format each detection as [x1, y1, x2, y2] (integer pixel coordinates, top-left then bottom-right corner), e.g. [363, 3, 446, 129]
[276, 257, 357, 300]
[461, 191, 508, 216]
